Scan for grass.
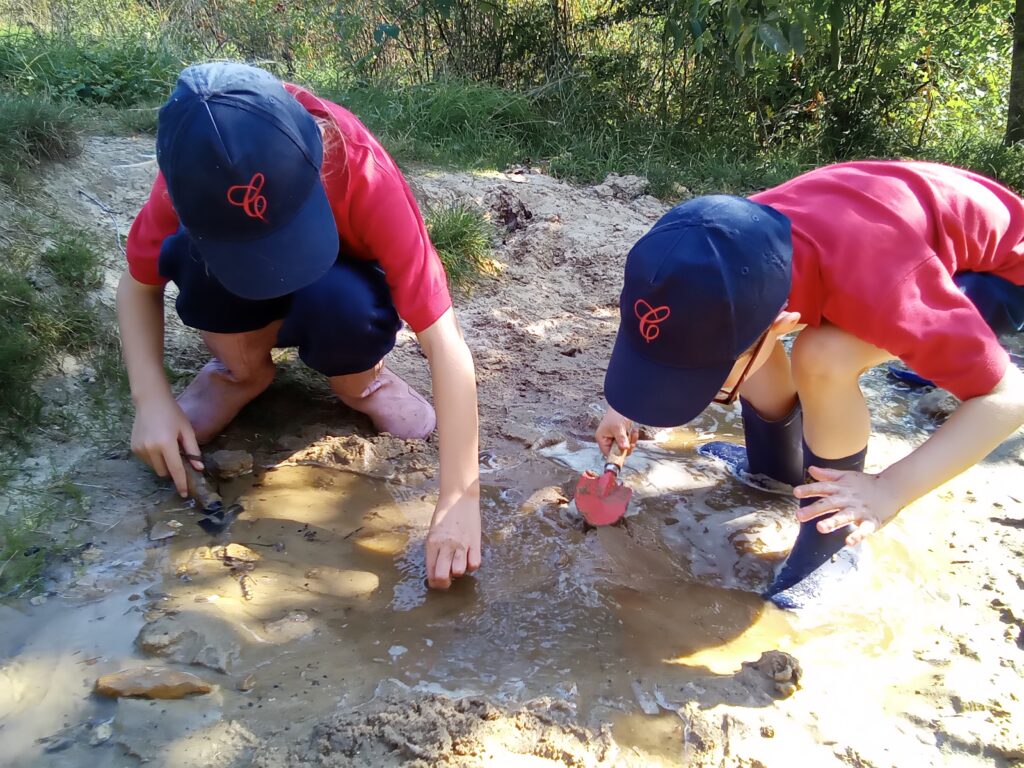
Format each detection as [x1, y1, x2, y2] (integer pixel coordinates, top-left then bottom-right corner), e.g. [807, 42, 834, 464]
[0, 229, 120, 441]
[425, 203, 498, 288]
[0, 92, 79, 185]
[0, 470, 87, 597]
[0, 28, 180, 107]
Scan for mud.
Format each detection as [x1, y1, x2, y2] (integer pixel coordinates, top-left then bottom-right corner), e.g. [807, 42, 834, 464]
[254, 682, 620, 768]
[0, 137, 1022, 767]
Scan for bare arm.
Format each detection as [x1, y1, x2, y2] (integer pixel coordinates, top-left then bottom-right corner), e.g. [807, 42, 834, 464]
[416, 307, 481, 589]
[881, 364, 1024, 506]
[117, 270, 201, 495]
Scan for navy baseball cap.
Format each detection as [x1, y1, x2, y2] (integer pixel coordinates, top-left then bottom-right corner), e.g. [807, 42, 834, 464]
[604, 195, 793, 427]
[156, 62, 338, 300]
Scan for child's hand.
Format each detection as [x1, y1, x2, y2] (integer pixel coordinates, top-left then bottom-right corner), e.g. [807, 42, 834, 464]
[425, 488, 481, 590]
[794, 466, 901, 546]
[595, 406, 638, 457]
[131, 394, 202, 498]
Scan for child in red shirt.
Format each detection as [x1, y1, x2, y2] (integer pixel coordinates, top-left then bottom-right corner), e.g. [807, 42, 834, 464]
[598, 161, 1024, 608]
[119, 62, 479, 589]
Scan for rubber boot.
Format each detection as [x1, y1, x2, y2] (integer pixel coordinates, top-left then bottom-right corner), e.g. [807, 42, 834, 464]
[331, 367, 436, 440]
[177, 322, 280, 445]
[765, 444, 867, 609]
[697, 398, 803, 493]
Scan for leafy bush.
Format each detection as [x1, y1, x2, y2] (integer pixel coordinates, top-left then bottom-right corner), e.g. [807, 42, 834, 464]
[0, 29, 179, 106]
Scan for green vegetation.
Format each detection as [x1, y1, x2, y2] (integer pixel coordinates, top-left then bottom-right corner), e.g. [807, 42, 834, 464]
[425, 203, 498, 288]
[0, 30, 180, 106]
[0, 92, 79, 184]
[0, 229, 123, 440]
[0, 0, 1020, 192]
[0, 470, 87, 596]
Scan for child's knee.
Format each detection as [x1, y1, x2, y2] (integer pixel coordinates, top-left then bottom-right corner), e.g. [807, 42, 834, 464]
[791, 326, 862, 390]
[201, 332, 278, 389]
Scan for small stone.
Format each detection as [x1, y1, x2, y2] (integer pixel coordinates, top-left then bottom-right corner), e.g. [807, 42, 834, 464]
[95, 667, 213, 699]
[207, 450, 254, 480]
[137, 615, 240, 673]
[149, 521, 180, 541]
[29, 595, 47, 606]
[774, 681, 798, 698]
[237, 674, 257, 692]
[89, 721, 113, 746]
[671, 183, 693, 200]
[750, 650, 802, 685]
[915, 388, 960, 422]
[303, 567, 379, 598]
[760, 725, 775, 738]
[388, 645, 407, 658]
[262, 611, 315, 643]
[213, 543, 260, 563]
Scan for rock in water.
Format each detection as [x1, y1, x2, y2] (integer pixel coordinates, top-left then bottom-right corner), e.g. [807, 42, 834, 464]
[149, 520, 182, 541]
[207, 450, 254, 480]
[303, 567, 379, 598]
[95, 667, 213, 699]
[261, 611, 315, 643]
[137, 613, 241, 673]
[915, 388, 960, 422]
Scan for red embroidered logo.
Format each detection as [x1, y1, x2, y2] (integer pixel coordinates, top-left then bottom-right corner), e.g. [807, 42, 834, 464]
[226, 173, 268, 221]
[634, 299, 671, 342]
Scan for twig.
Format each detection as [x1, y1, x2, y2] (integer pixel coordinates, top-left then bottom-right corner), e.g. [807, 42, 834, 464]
[77, 189, 125, 256]
[0, 552, 17, 583]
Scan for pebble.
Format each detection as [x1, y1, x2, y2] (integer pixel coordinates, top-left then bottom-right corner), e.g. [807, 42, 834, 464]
[237, 674, 257, 692]
[29, 595, 47, 606]
[207, 449, 254, 480]
[89, 721, 113, 746]
[149, 520, 181, 541]
[94, 666, 213, 699]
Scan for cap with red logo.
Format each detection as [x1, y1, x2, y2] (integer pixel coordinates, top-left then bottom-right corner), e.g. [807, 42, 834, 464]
[156, 62, 339, 300]
[604, 195, 793, 427]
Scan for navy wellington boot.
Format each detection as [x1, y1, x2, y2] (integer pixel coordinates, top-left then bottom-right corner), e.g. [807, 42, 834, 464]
[765, 445, 867, 609]
[697, 398, 804, 493]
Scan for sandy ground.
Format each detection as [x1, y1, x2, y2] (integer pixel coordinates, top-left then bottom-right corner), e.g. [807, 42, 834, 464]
[0, 136, 1022, 767]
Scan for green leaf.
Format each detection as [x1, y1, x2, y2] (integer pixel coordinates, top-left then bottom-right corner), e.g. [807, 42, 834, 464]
[788, 22, 805, 57]
[727, 2, 743, 40]
[431, 0, 455, 17]
[757, 23, 790, 54]
[373, 22, 400, 46]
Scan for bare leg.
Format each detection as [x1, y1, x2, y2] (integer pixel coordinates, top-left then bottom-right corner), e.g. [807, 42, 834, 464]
[738, 338, 798, 419]
[177, 320, 281, 444]
[791, 323, 894, 459]
[700, 339, 803, 488]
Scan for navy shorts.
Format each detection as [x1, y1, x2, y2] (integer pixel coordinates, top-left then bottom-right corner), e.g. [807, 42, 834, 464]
[955, 272, 1024, 335]
[158, 229, 402, 377]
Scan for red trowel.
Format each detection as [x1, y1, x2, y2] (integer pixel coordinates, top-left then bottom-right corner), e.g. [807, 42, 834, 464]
[574, 443, 633, 525]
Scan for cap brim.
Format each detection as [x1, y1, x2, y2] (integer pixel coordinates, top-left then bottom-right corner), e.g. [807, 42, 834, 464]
[603, 326, 734, 428]
[197, 181, 339, 301]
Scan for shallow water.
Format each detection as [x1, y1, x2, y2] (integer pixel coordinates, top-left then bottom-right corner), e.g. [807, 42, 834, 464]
[0, 364, 1020, 766]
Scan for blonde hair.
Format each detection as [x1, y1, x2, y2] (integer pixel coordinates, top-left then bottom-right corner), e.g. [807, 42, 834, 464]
[314, 116, 345, 181]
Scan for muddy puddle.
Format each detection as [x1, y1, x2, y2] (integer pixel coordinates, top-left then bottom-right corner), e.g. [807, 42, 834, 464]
[3, 365, 1021, 767]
